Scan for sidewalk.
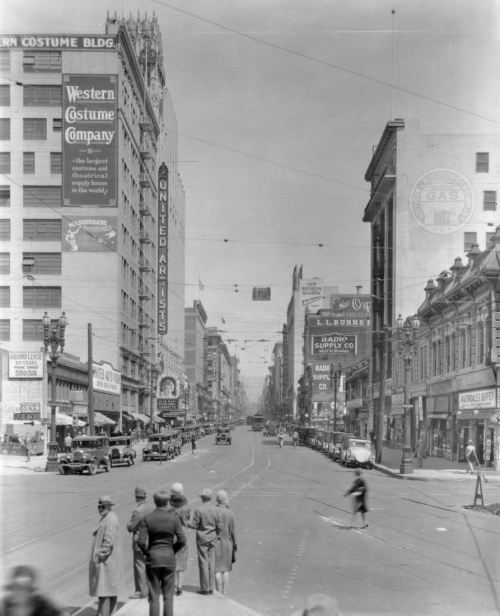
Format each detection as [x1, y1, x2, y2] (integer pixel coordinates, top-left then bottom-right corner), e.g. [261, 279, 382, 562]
[374, 445, 500, 482]
[0, 452, 49, 474]
[114, 591, 262, 616]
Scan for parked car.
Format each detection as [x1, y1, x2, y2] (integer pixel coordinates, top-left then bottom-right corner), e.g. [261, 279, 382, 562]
[329, 432, 355, 461]
[143, 432, 177, 461]
[339, 436, 375, 468]
[58, 436, 111, 475]
[109, 435, 136, 467]
[215, 426, 232, 445]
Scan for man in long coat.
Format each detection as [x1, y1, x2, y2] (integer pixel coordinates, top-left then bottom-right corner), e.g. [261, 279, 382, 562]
[189, 488, 223, 594]
[89, 495, 121, 616]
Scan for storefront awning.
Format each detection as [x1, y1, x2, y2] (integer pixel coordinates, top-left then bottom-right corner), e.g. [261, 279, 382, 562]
[55, 412, 85, 427]
[121, 411, 136, 422]
[94, 412, 116, 426]
[153, 414, 166, 424]
[128, 412, 151, 424]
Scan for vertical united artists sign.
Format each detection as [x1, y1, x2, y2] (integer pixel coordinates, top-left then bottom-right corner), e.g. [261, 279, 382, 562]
[158, 164, 168, 335]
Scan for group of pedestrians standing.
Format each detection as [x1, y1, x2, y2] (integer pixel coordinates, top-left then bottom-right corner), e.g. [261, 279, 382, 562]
[88, 483, 237, 616]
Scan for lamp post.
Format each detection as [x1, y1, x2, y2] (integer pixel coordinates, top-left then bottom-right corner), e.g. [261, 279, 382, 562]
[396, 313, 420, 474]
[42, 311, 68, 472]
[330, 363, 342, 431]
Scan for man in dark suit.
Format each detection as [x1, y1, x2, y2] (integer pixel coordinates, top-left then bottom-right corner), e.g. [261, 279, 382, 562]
[126, 487, 154, 598]
[137, 490, 186, 616]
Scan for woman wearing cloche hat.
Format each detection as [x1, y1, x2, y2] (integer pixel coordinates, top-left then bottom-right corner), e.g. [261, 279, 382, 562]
[167, 482, 191, 596]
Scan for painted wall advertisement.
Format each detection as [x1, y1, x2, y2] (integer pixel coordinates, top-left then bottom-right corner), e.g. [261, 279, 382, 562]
[459, 389, 496, 410]
[0, 35, 117, 50]
[62, 216, 117, 252]
[62, 74, 117, 207]
[8, 352, 44, 379]
[93, 362, 121, 395]
[158, 164, 168, 335]
[300, 279, 323, 311]
[311, 333, 357, 355]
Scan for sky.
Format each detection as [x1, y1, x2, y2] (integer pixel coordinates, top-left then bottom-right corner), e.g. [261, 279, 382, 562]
[2, 0, 499, 401]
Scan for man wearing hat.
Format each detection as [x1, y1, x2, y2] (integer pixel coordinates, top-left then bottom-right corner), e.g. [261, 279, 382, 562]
[89, 496, 121, 616]
[127, 487, 154, 598]
[137, 490, 186, 616]
[167, 483, 191, 595]
[189, 488, 223, 595]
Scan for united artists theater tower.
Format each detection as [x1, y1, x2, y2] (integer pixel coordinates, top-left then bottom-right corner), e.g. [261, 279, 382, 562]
[0, 14, 187, 434]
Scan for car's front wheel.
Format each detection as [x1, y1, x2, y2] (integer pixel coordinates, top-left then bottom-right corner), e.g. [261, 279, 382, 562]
[59, 466, 66, 475]
[127, 457, 132, 466]
[88, 462, 98, 475]
[104, 460, 111, 472]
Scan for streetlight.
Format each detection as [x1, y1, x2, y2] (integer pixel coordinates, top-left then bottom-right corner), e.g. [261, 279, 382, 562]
[396, 314, 420, 474]
[330, 363, 342, 431]
[42, 311, 68, 472]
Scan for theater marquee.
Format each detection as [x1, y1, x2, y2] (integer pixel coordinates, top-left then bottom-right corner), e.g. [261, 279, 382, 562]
[158, 164, 168, 335]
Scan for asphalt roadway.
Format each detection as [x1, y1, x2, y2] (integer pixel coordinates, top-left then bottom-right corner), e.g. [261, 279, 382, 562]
[1, 427, 499, 616]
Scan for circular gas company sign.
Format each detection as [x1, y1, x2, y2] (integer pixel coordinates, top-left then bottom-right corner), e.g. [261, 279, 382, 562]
[410, 168, 474, 234]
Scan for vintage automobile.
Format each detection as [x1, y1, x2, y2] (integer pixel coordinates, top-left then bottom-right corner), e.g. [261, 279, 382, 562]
[142, 432, 177, 461]
[58, 436, 111, 475]
[339, 436, 375, 469]
[215, 426, 232, 445]
[109, 435, 136, 467]
[328, 432, 355, 461]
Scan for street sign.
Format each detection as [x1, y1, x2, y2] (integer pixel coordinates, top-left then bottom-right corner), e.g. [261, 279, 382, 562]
[252, 287, 271, 301]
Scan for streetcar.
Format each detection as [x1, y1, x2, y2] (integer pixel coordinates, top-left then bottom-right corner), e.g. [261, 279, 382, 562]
[251, 414, 265, 431]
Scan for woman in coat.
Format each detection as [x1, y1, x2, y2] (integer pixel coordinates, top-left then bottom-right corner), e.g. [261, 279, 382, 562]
[344, 469, 368, 528]
[214, 490, 237, 595]
[167, 482, 191, 596]
[89, 495, 121, 616]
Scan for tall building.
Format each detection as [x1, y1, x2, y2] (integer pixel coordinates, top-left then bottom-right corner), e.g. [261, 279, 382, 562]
[0, 15, 185, 433]
[285, 265, 338, 420]
[184, 300, 209, 421]
[363, 118, 499, 448]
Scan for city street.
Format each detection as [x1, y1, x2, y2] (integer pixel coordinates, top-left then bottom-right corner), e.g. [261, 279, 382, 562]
[2, 427, 499, 616]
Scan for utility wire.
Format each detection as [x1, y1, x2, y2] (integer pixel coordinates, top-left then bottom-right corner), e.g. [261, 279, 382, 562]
[152, 0, 500, 126]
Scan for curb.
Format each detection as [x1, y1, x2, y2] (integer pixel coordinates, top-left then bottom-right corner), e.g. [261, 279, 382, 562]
[372, 463, 427, 480]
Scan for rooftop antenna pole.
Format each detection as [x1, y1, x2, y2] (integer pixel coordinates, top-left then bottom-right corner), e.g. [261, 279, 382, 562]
[391, 9, 396, 119]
